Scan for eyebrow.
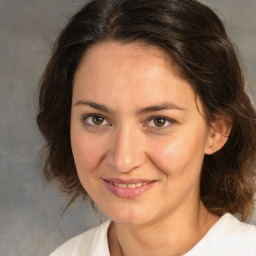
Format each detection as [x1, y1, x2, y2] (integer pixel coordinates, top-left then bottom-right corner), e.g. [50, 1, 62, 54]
[73, 100, 185, 114]
[74, 100, 113, 113]
[136, 103, 185, 115]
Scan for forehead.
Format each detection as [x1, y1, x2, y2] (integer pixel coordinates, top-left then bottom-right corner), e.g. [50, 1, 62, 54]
[76, 40, 178, 78]
[73, 41, 200, 113]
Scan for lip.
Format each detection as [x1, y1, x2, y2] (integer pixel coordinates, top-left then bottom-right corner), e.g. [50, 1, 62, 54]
[103, 178, 156, 199]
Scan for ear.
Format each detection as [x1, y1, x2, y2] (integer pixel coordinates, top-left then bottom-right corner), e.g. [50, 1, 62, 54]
[204, 116, 232, 155]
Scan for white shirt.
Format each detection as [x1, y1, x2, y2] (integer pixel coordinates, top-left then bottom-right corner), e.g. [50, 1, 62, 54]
[50, 213, 256, 256]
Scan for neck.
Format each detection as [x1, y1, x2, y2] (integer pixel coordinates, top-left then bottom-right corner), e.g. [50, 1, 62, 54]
[108, 202, 219, 256]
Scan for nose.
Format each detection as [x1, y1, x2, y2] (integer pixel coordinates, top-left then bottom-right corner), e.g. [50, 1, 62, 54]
[106, 125, 146, 173]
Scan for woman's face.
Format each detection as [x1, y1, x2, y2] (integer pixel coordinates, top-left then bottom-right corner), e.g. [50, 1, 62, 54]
[71, 41, 213, 225]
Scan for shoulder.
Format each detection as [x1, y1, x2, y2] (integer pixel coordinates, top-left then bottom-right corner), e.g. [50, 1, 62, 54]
[219, 213, 256, 242]
[49, 220, 112, 256]
[187, 213, 256, 256]
[219, 213, 256, 256]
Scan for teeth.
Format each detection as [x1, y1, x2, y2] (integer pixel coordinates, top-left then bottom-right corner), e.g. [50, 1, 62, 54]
[111, 182, 148, 188]
[114, 183, 127, 188]
[128, 184, 136, 188]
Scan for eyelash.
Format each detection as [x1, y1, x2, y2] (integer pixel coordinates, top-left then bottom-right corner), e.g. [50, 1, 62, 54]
[81, 114, 111, 129]
[145, 115, 176, 130]
[80, 114, 176, 130]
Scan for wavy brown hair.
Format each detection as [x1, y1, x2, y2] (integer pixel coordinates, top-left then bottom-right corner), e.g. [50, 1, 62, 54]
[37, 0, 256, 221]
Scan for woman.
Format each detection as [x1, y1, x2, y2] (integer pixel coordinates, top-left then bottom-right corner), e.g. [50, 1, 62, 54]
[37, 0, 256, 255]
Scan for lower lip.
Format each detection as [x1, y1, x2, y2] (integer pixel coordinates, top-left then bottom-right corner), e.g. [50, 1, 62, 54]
[103, 180, 155, 199]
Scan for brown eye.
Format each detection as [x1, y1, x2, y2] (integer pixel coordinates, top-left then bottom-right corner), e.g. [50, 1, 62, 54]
[147, 116, 173, 129]
[85, 115, 109, 126]
[92, 115, 104, 125]
[154, 117, 166, 127]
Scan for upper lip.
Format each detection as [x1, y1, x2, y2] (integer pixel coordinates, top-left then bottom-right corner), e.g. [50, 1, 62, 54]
[103, 178, 155, 184]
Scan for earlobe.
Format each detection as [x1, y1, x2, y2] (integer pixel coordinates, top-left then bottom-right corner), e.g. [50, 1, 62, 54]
[210, 145, 216, 151]
[204, 116, 232, 155]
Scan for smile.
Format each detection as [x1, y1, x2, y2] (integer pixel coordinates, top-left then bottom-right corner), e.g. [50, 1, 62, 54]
[103, 179, 156, 199]
[109, 182, 148, 188]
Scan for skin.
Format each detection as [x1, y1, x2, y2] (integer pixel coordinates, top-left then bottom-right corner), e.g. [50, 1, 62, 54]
[70, 41, 229, 256]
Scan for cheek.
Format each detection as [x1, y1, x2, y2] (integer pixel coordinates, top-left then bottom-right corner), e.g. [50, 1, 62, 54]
[147, 138, 188, 174]
[70, 129, 106, 176]
[147, 132, 206, 176]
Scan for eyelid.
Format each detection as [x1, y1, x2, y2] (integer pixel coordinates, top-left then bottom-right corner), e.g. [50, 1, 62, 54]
[144, 115, 176, 129]
[81, 113, 112, 126]
[80, 113, 176, 130]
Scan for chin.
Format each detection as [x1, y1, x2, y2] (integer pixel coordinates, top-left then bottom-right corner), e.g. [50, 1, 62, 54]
[104, 206, 156, 226]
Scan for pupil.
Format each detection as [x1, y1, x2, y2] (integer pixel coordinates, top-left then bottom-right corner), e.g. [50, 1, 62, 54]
[154, 118, 165, 127]
[93, 116, 103, 125]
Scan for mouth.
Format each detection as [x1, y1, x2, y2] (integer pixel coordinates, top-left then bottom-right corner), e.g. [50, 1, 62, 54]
[103, 178, 156, 199]
[109, 182, 149, 188]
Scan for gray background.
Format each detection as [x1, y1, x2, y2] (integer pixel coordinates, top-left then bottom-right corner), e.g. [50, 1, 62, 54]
[0, 0, 255, 255]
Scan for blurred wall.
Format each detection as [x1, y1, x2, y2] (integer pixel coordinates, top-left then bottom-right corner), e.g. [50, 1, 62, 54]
[0, 0, 255, 255]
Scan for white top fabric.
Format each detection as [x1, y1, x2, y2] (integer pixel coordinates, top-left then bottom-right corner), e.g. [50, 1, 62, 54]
[50, 213, 256, 256]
